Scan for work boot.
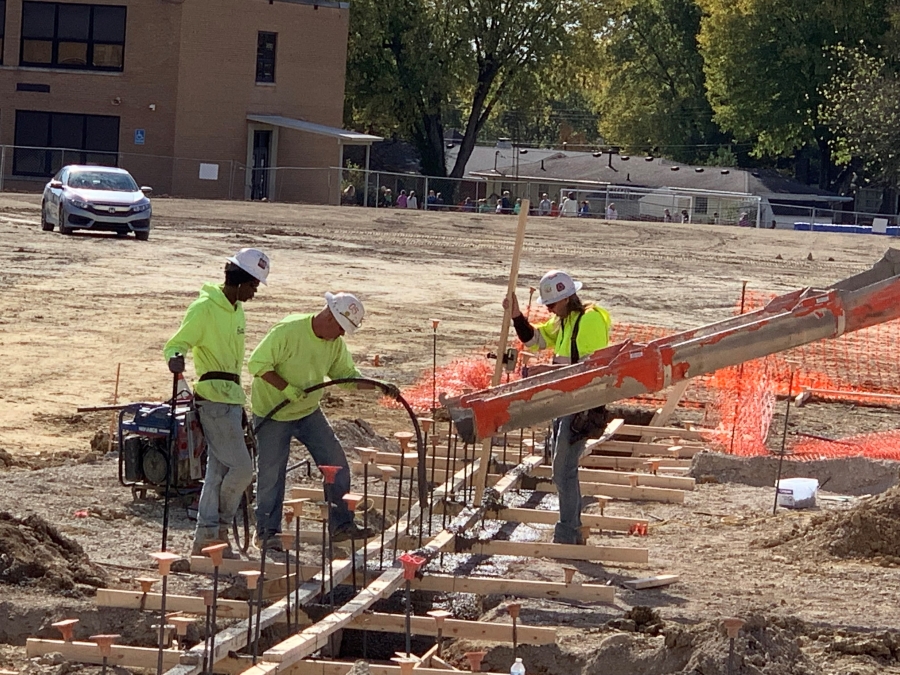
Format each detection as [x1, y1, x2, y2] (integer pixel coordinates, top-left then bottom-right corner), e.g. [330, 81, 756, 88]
[254, 532, 283, 553]
[331, 522, 376, 543]
[217, 526, 239, 559]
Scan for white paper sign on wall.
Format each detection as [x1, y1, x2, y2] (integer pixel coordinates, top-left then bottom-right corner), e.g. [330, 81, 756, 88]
[199, 163, 219, 181]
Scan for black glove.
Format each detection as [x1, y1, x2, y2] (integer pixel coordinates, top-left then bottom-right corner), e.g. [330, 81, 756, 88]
[382, 383, 402, 401]
[168, 354, 185, 374]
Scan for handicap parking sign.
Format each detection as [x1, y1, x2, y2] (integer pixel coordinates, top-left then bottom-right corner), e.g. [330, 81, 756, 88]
[134, 129, 145, 145]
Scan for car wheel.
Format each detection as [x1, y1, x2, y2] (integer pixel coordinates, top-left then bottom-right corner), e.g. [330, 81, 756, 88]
[135, 230, 150, 241]
[58, 206, 73, 235]
[40, 201, 54, 231]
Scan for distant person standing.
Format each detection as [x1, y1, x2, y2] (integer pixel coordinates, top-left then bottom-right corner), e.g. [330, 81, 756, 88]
[538, 193, 551, 216]
[550, 200, 560, 217]
[407, 191, 418, 209]
[396, 190, 408, 209]
[580, 201, 591, 217]
[738, 212, 751, 227]
[681, 209, 690, 223]
[560, 192, 579, 217]
[501, 191, 512, 215]
[605, 203, 618, 220]
[663, 208, 673, 223]
[513, 198, 522, 215]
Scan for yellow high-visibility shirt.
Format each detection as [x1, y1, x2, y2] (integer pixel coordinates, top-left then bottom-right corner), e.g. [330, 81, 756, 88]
[163, 283, 246, 404]
[248, 313, 360, 421]
[528, 306, 612, 364]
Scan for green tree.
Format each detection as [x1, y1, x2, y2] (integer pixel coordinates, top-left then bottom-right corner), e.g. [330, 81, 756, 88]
[698, 0, 892, 186]
[345, 0, 601, 178]
[594, 0, 730, 164]
[821, 47, 900, 186]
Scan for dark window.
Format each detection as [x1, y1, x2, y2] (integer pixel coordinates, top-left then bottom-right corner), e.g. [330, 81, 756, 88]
[20, 2, 126, 71]
[14, 110, 119, 176]
[256, 31, 276, 83]
[695, 196, 709, 215]
[0, 1, 6, 65]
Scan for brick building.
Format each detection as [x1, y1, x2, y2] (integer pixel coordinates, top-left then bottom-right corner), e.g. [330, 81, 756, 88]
[0, 0, 379, 202]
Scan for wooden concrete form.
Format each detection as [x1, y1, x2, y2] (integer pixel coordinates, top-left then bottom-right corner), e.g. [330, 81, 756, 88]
[452, 539, 649, 564]
[27, 639, 183, 670]
[255, 460, 483, 668]
[493, 474, 686, 504]
[415, 573, 615, 603]
[287, 661, 506, 675]
[351, 613, 556, 644]
[96, 589, 261, 620]
[589, 440, 704, 457]
[528, 464, 695, 491]
[490, 506, 647, 532]
[580, 455, 691, 471]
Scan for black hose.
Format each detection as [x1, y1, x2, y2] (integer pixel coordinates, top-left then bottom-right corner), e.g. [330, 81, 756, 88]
[254, 378, 427, 509]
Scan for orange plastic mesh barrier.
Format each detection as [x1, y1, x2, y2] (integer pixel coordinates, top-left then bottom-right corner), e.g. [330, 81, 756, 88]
[791, 429, 900, 461]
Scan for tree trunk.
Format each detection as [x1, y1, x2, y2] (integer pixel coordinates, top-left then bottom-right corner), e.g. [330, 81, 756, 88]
[412, 112, 447, 178]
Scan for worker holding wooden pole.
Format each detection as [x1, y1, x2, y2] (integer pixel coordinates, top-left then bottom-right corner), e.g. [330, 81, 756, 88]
[503, 271, 612, 544]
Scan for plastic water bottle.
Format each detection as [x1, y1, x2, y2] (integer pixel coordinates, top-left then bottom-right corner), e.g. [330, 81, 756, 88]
[510, 658, 525, 675]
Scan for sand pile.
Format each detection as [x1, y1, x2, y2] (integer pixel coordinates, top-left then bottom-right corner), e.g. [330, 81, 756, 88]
[799, 486, 900, 559]
[0, 512, 107, 594]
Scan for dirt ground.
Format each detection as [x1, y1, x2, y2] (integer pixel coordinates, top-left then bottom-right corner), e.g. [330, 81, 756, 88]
[2, 193, 900, 674]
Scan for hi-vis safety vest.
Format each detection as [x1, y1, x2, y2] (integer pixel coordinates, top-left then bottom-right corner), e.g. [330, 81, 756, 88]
[526, 306, 612, 364]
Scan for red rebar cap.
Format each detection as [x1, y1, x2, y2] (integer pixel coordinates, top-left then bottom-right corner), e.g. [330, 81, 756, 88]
[398, 553, 426, 580]
[320, 465, 342, 484]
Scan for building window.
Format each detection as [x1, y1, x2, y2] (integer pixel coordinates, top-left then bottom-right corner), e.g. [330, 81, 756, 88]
[695, 196, 709, 215]
[20, 2, 126, 71]
[256, 31, 276, 83]
[14, 110, 119, 176]
[0, 1, 6, 65]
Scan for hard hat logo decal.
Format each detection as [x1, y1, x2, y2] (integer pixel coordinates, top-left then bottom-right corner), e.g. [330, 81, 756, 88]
[258, 259, 268, 270]
[556, 282, 566, 292]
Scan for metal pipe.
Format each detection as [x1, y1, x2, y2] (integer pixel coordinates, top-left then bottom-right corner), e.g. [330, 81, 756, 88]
[773, 370, 796, 516]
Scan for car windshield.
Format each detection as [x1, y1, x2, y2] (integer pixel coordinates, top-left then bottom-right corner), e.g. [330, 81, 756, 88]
[67, 171, 138, 192]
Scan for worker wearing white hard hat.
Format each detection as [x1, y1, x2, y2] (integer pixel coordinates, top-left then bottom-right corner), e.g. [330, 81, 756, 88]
[248, 291, 397, 551]
[164, 247, 271, 556]
[503, 270, 613, 545]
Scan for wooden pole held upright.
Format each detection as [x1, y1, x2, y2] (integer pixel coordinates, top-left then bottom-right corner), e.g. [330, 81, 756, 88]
[473, 199, 529, 506]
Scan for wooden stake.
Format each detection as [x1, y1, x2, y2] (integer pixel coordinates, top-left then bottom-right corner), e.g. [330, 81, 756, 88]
[474, 199, 529, 506]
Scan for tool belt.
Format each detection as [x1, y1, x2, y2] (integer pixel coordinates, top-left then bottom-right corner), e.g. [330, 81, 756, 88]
[198, 371, 241, 384]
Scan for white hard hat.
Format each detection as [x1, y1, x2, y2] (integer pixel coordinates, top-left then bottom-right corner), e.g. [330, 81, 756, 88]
[538, 270, 582, 305]
[325, 292, 365, 335]
[226, 248, 270, 284]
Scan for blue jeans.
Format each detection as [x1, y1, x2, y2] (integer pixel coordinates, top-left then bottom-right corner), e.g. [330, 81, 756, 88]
[253, 407, 353, 539]
[195, 401, 254, 542]
[551, 414, 586, 544]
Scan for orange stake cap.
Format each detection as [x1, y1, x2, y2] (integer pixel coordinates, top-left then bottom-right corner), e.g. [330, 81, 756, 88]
[464, 650, 487, 672]
[562, 566, 578, 585]
[239, 570, 262, 590]
[52, 619, 79, 642]
[427, 609, 452, 627]
[169, 616, 195, 636]
[278, 531, 296, 549]
[723, 617, 745, 639]
[90, 634, 120, 657]
[149, 551, 181, 576]
[378, 465, 398, 482]
[394, 431, 414, 451]
[430, 319, 440, 330]
[356, 447, 379, 464]
[418, 418, 434, 433]
[391, 657, 417, 675]
[342, 493, 364, 511]
[199, 588, 215, 606]
[398, 553, 427, 580]
[201, 542, 229, 566]
[507, 603, 521, 619]
[136, 577, 158, 594]
[320, 465, 342, 485]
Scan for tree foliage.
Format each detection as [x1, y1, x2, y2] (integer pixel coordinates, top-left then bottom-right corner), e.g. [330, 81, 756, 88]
[345, 0, 599, 177]
[698, 0, 892, 176]
[594, 0, 728, 164]
[821, 47, 900, 186]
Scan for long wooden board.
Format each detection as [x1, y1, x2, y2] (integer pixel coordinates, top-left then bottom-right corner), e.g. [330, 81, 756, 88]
[351, 613, 556, 644]
[453, 539, 649, 564]
[528, 464, 695, 491]
[415, 573, 615, 603]
[580, 455, 691, 470]
[493, 506, 647, 532]
[96, 588, 270, 621]
[496, 474, 686, 504]
[288, 661, 506, 675]
[27, 639, 183, 670]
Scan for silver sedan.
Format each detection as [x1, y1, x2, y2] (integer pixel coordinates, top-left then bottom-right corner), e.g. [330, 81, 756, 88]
[41, 165, 153, 240]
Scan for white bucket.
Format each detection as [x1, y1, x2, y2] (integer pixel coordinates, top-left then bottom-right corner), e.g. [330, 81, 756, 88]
[776, 477, 819, 509]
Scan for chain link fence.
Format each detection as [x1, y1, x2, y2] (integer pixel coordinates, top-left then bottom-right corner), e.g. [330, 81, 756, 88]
[1, 146, 897, 235]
